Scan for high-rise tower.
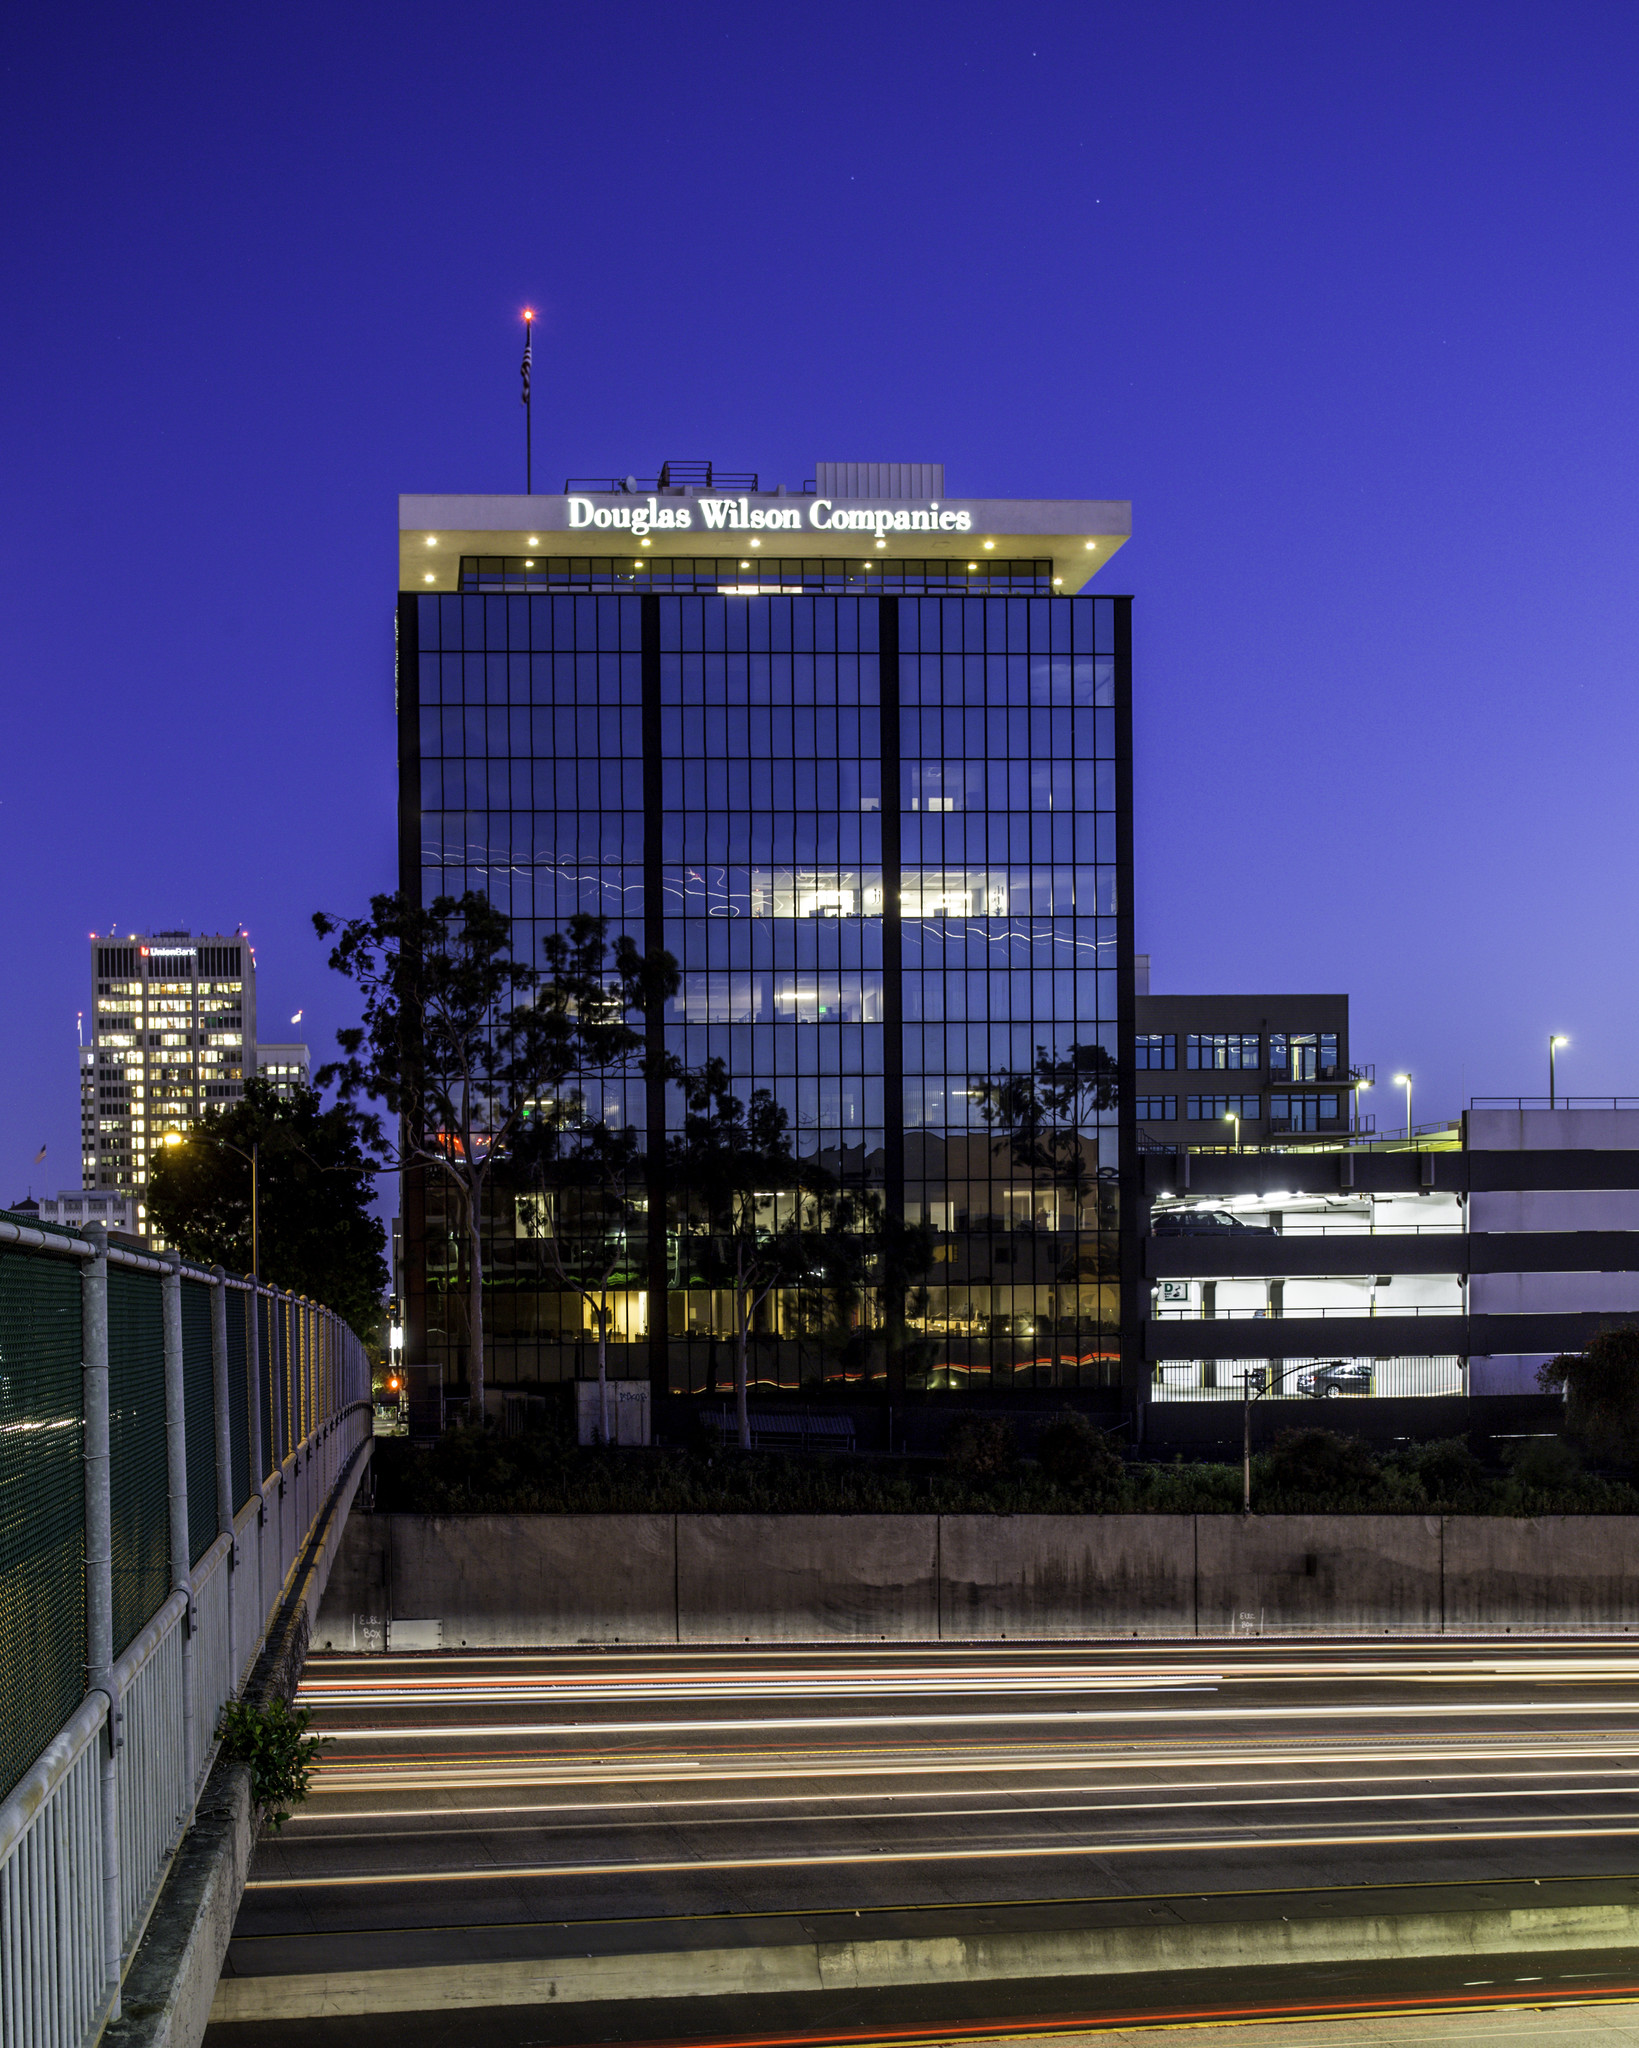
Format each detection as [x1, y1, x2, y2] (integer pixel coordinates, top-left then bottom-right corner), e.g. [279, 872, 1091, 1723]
[84, 928, 256, 1227]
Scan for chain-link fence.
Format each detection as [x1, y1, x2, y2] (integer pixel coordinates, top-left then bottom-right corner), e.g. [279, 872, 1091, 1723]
[180, 1278, 216, 1566]
[0, 1239, 85, 1804]
[0, 1207, 376, 2048]
[226, 1287, 252, 1509]
[107, 1263, 168, 1658]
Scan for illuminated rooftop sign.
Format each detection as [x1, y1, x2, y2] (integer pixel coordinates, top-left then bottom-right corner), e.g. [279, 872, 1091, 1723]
[568, 495, 974, 538]
[401, 491, 1131, 594]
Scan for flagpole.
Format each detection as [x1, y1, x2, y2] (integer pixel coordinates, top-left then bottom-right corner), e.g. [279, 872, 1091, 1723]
[521, 310, 534, 494]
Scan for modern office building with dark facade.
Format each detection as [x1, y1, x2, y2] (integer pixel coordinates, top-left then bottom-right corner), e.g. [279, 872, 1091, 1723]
[397, 467, 1135, 1429]
[1134, 967, 1356, 1152]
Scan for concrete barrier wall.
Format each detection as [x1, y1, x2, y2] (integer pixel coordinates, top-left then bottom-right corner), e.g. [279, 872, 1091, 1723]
[313, 1510, 1639, 1647]
[676, 1516, 938, 1641]
[1443, 1515, 1639, 1631]
[1195, 1514, 1445, 1636]
[939, 1516, 1199, 1638]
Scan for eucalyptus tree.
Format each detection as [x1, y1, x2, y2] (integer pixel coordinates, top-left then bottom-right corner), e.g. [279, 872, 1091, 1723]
[669, 1059, 867, 1449]
[314, 892, 675, 1419]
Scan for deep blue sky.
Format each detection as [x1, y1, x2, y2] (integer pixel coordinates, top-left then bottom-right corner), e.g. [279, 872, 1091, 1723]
[5, 0, 1638, 1196]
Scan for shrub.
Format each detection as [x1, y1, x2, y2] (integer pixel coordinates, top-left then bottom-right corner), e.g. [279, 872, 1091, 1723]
[1387, 1436, 1487, 1504]
[1037, 1410, 1125, 1497]
[218, 1696, 329, 1832]
[1505, 1434, 1583, 1491]
[1260, 1427, 1379, 1503]
[945, 1417, 1020, 1478]
[1541, 1328, 1639, 1462]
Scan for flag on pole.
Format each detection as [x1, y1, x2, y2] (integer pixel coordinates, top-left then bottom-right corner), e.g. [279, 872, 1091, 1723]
[291, 1009, 303, 1025]
[520, 326, 532, 407]
[34, 1144, 46, 1164]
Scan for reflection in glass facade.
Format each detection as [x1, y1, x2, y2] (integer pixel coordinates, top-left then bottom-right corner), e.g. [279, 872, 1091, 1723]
[399, 579, 1134, 1412]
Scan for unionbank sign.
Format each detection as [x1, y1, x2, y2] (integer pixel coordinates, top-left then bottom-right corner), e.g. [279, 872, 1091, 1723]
[566, 495, 975, 539]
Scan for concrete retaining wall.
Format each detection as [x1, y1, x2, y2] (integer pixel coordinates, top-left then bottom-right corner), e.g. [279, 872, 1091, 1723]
[1444, 1515, 1639, 1631]
[209, 1894, 1639, 2021]
[314, 1507, 1639, 1646]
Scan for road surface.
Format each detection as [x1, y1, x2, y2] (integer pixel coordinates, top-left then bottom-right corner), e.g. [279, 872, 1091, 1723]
[207, 1636, 1639, 2043]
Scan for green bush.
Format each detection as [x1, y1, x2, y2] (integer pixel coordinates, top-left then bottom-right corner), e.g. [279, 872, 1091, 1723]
[366, 1419, 1639, 1518]
[1541, 1328, 1639, 1462]
[1260, 1428, 1379, 1504]
[1382, 1436, 1489, 1506]
[944, 1417, 1020, 1478]
[218, 1696, 329, 1832]
[1037, 1410, 1125, 1498]
[1504, 1434, 1583, 1492]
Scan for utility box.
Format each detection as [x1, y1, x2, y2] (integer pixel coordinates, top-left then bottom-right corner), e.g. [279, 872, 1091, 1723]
[576, 1379, 651, 1447]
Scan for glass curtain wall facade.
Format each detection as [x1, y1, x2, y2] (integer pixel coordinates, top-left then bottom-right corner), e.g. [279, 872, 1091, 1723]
[399, 580, 1134, 1409]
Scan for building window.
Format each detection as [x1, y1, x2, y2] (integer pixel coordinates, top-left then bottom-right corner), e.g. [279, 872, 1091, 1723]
[1186, 1093, 1260, 1120]
[1186, 1033, 1259, 1071]
[1269, 1092, 1342, 1130]
[1136, 1095, 1177, 1120]
[1270, 1032, 1339, 1081]
[1135, 1033, 1176, 1071]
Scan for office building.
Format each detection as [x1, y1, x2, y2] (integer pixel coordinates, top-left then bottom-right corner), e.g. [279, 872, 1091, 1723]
[84, 929, 256, 1226]
[255, 1042, 311, 1098]
[398, 465, 1134, 1421]
[1135, 969, 1356, 1150]
[19, 1189, 140, 1236]
[1138, 1101, 1639, 1449]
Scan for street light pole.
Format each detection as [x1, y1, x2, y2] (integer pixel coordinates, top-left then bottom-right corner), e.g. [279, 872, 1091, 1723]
[1394, 1072, 1412, 1145]
[1224, 1111, 1240, 1153]
[1550, 1035, 1568, 1110]
[1352, 1074, 1372, 1137]
[166, 1128, 259, 1281]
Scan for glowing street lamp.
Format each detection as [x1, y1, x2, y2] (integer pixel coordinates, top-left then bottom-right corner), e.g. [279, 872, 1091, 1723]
[165, 1128, 259, 1281]
[1394, 1073, 1413, 1146]
[1550, 1034, 1569, 1109]
[1224, 1110, 1241, 1153]
[1352, 1074, 1373, 1137]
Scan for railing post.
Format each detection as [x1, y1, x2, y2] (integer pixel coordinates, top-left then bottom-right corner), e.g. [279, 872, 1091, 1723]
[162, 1251, 196, 1794]
[82, 1224, 122, 2017]
[210, 1266, 235, 1692]
[245, 1279, 264, 1499]
[270, 1286, 286, 1480]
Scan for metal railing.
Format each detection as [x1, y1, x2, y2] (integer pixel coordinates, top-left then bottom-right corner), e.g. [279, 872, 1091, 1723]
[1153, 1302, 1464, 1320]
[0, 1214, 372, 2048]
[1150, 1355, 1466, 1402]
[1471, 1097, 1639, 1111]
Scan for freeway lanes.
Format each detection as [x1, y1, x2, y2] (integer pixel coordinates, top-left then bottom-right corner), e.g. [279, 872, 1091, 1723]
[208, 1637, 1639, 2041]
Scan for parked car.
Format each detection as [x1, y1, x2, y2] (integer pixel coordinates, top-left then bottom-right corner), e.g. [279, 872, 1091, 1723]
[1151, 1208, 1271, 1235]
[1296, 1360, 1372, 1398]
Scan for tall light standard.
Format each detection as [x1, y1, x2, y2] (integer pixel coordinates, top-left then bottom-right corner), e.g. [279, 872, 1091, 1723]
[1223, 1110, 1241, 1153]
[1550, 1034, 1569, 1109]
[164, 1129, 259, 1281]
[1352, 1073, 1373, 1137]
[1394, 1072, 1413, 1146]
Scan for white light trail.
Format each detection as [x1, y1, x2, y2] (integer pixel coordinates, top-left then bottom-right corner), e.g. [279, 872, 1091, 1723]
[305, 1737, 1639, 1793]
[309, 1699, 1639, 1742]
[298, 1678, 1223, 1708]
[288, 1765, 1639, 1826]
[282, 1786, 1639, 1849]
[244, 1819, 1639, 1890]
[296, 1656, 1639, 1710]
